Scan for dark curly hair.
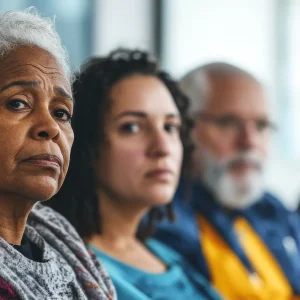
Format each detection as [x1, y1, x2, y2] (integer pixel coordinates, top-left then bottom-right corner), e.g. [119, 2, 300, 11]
[47, 48, 193, 240]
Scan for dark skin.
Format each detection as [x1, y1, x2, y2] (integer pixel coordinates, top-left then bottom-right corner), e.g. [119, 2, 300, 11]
[0, 46, 74, 245]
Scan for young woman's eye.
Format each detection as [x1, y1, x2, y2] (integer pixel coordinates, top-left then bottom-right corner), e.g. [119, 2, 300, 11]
[7, 99, 30, 111]
[164, 123, 181, 133]
[120, 123, 140, 133]
[54, 109, 72, 122]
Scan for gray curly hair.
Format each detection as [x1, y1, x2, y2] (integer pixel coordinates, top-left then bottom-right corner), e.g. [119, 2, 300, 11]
[0, 7, 71, 82]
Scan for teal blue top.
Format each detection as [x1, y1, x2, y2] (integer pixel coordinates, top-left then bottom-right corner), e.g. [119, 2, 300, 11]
[88, 239, 222, 300]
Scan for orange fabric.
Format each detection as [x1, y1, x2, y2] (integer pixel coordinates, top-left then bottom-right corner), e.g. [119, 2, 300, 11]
[197, 215, 299, 300]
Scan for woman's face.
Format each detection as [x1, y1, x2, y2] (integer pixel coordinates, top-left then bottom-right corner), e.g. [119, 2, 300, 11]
[0, 46, 74, 202]
[96, 75, 183, 209]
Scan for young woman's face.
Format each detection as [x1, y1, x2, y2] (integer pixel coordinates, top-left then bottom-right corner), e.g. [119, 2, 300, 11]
[95, 75, 183, 209]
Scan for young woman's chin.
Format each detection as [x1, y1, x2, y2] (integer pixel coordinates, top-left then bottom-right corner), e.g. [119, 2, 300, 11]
[143, 188, 175, 207]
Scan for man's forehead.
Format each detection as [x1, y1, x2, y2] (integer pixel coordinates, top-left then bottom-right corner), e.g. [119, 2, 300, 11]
[209, 73, 263, 92]
[203, 75, 268, 113]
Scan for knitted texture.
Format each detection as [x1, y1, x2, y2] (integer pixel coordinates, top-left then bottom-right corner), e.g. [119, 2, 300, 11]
[0, 276, 19, 300]
[0, 203, 116, 300]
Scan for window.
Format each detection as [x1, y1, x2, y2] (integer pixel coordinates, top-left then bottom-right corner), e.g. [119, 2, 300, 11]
[0, 0, 95, 71]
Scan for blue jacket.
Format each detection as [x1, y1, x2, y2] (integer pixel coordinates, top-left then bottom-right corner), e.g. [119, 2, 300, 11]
[154, 181, 300, 294]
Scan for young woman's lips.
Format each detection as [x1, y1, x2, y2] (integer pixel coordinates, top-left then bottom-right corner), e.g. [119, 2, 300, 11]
[145, 169, 173, 182]
[22, 154, 62, 169]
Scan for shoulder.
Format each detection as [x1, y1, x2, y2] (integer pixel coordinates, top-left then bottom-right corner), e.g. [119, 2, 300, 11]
[106, 275, 149, 300]
[157, 193, 196, 233]
[249, 192, 292, 216]
[263, 192, 288, 209]
[88, 246, 124, 278]
[146, 239, 222, 300]
[29, 203, 117, 300]
[245, 192, 300, 233]
[154, 195, 199, 249]
[88, 247, 149, 299]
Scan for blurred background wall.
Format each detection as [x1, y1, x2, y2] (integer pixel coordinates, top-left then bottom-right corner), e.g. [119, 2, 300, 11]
[1, 0, 299, 209]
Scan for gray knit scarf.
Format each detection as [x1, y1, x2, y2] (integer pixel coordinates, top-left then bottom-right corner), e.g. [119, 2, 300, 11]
[0, 202, 116, 300]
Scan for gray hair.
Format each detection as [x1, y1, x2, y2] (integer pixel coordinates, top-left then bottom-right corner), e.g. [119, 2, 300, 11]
[180, 62, 260, 117]
[0, 7, 71, 82]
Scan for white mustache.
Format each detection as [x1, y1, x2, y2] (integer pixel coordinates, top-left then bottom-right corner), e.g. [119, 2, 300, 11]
[219, 152, 263, 172]
[200, 150, 265, 209]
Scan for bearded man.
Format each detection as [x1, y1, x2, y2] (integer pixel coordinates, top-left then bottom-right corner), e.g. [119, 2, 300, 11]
[154, 62, 300, 300]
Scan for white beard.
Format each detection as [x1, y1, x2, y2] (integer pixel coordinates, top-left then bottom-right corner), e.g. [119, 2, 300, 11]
[199, 150, 264, 209]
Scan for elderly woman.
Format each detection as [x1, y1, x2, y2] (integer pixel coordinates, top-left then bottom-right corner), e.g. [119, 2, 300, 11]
[48, 49, 222, 299]
[0, 9, 115, 300]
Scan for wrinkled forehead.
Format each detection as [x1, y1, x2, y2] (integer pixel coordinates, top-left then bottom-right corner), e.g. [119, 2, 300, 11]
[0, 46, 71, 92]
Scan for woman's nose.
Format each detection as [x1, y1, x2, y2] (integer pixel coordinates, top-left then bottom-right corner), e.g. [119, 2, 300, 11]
[148, 129, 170, 158]
[30, 109, 60, 142]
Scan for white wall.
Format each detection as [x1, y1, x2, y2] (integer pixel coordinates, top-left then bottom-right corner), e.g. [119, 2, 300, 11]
[161, 0, 276, 83]
[289, 0, 300, 156]
[92, 0, 154, 55]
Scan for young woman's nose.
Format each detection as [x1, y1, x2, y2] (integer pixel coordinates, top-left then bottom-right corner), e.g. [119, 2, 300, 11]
[148, 128, 171, 158]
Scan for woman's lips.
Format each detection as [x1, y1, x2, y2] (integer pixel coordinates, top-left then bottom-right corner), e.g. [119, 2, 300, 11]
[145, 169, 173, 182]
[22, 154, 62, 169]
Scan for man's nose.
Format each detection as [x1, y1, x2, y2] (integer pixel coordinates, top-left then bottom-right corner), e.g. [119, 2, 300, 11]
[237, 122, 260, 151]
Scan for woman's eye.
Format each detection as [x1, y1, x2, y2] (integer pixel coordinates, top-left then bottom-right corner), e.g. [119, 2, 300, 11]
[7, 99, 29, 110]
[54, 109, 72, 122]
[165, 123, 180, 133]
[121, 123, 140, 133]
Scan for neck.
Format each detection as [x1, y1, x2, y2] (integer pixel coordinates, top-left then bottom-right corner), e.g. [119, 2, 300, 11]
[88, 189, 148, 251]
[0, 193, 35, 245]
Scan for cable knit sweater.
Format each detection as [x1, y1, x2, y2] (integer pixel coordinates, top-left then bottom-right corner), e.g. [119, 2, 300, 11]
[0, 203, 116, 300]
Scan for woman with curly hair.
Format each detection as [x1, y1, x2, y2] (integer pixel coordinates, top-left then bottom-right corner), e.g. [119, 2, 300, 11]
[48, 49, 221, 300]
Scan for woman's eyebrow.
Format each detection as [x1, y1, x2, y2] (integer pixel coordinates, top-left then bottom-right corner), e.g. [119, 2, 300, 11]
[166, 113, 180, 119]
[0, 80, 73, 102]
[115, 111, 181, 120]
[115, 111, 147, 120]
[0, 80, 39, 92]
[54, 87, 73, 102]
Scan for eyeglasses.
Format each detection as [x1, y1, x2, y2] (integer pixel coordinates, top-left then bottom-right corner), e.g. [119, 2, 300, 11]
[195, 112, 277, 137]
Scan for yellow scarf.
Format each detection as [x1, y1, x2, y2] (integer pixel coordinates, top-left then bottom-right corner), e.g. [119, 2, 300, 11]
[197, 215, 299, 300]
